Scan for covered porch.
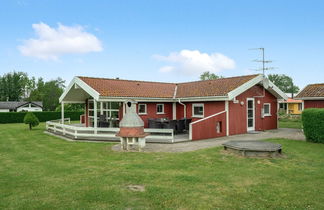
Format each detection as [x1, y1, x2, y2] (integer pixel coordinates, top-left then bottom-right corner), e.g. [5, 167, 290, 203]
[48, 77, 189, 143]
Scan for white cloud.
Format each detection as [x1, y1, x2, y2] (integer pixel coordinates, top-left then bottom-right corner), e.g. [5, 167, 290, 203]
[159, 65, 174, 73]
[18, 22, 103, 60]
[153, 49, 235, 75]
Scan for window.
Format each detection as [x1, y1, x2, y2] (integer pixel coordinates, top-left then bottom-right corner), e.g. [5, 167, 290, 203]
[87, 100, 120, 127]
[298, 103, 303, 111]
[192, 103, 204, 118]
[138, 104, 147, 115]
[156, 104, 164, 114]
[263, 103, 271, 116]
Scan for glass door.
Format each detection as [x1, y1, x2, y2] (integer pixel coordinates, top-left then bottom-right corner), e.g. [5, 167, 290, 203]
[247, 98, 255, 131]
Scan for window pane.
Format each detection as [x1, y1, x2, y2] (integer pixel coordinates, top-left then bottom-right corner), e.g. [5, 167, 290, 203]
[111, 102, 119, 109]
[248, 119, 253, 127]
[157, 104, 163, 113]
[139, 104, 146, 113]
[194, 105, 203, 116]
[264, 104, 270, 114]
[248, 100, 253, 108]
[248, 110, 253, 118]
[111, 111, 119, 118]
[88, 101, 94, 109]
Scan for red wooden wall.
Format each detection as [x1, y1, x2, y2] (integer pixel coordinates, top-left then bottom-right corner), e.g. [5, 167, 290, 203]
[136, 102, 173, 127]
[229, 85, 277, 135]
[176, 101, 225, 122]
[191, 112, 226, 140]
[304, 100, 324, 109]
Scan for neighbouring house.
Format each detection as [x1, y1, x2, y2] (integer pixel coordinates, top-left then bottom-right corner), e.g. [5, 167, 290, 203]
[279, 98, 303, 115]
[296, 83, 324, 109]
[0, 101, 43, 112]
[51, 74, 287, 141]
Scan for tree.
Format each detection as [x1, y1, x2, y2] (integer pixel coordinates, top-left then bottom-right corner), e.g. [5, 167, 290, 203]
[200, 71, 222, 80]
[0, 71, 29, 101]
[268, 74, 299, 96]
[29, 77, 65, 111]
[23, 112, 39, 130]
[55, 103, 85, 112]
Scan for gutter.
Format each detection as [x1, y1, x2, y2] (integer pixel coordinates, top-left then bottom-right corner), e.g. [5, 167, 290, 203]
[178, 99, 186, 118]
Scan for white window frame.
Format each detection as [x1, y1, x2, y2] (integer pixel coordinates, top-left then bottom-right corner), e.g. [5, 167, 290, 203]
[88, 99, 120, 127]
[138, 104, 147, 115]
[192, 103, 204, 118]
[263, 103, 271, 116]
[156, 104, 164, 114]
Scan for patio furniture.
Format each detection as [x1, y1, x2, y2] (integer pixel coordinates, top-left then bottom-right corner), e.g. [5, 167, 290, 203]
[148, 119, 162, 128]
[184, 118, 192, 131]
[176, 119, 185, 134]
[162, 120, 177, 134]
[99, 115, 109, 127]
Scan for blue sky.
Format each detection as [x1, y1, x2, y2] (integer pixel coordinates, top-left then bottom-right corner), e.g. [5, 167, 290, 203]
[0, 0, 323, 89]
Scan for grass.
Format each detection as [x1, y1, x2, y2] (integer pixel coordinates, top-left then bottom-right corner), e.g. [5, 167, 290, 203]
[1, 123, 324, 209]
[279, 117, 302, 129]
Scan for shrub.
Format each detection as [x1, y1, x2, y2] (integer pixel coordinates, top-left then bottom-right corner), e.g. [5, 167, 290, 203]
[0, 111, 83, 124]
[302, 108, 324, 143]
[24, 112, 39, 130]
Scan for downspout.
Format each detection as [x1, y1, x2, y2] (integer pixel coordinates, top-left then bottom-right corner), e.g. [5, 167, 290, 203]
[178, 99, 186, 118]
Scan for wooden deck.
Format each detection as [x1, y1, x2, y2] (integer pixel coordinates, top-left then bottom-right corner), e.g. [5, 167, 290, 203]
[46, 120, 190, 143]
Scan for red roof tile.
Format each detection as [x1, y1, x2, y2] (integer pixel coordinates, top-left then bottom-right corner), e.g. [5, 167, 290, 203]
[78, 74, 260, 98]
[296, 83, 324, 98]
[176, 75, 259, 97]
[79, 77, 176, 98]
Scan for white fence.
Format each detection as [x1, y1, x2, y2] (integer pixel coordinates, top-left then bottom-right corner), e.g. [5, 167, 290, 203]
[46, 119, 175, 143]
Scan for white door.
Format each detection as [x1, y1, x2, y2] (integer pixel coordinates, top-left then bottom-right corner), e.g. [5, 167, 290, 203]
[247, 98, 255, 131]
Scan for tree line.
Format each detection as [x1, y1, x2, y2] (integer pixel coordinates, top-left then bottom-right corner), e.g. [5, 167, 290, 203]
[0, 71, 65, 111]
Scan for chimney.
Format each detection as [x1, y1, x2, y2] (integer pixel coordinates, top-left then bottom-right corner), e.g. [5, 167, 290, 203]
[116, 100, 148, 151]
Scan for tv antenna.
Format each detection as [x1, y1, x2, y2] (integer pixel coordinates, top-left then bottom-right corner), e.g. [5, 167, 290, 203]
[249, 47, 276, 76]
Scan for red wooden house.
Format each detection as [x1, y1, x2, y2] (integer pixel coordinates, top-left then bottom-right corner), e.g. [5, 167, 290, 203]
[296, 83, 324, 109]
[56, 74, 287, 141]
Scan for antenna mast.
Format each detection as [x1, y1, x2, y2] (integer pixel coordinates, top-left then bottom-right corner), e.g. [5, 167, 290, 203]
[249, 47, 275, 76]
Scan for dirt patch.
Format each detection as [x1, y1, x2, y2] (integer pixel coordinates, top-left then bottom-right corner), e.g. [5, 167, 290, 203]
[127, 185, 145, 192]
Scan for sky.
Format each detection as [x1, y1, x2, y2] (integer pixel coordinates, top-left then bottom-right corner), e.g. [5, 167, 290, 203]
[0, 0, 324, 89]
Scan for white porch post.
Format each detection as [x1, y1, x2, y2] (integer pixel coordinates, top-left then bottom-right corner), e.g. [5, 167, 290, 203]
[100, 102, 103, 115]
[94, 100, 98, 134]
[172, 102, 177, 120]
[225, 100, 229, 136]
[61, 101, 64, 124]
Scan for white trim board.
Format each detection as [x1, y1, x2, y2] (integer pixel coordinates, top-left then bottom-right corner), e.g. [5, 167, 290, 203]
[59, 77, 100, 102]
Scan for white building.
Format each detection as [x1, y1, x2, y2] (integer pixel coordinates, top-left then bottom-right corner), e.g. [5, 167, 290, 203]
[0, 101, 43, 112]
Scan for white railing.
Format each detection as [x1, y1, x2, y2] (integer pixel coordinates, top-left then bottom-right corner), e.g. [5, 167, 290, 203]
[46, 120, 174, 143]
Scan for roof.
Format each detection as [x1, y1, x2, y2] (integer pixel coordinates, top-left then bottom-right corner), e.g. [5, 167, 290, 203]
[284, 98, 302, 103]
[78, 77, 176, 98]
[296, 83, 324, 99]
[175, 75, 258, 97]
[78, 74, 260, 98]
[0, 101, 43, 109]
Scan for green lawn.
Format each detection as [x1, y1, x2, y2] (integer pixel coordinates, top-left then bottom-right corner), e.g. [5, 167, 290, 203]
[279, 118, 302, 129]
[1, 123, 324, 209]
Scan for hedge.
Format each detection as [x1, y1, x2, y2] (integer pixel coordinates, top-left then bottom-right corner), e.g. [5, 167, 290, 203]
[302, 108, 324, 143]
[0, 111, 83, 124]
